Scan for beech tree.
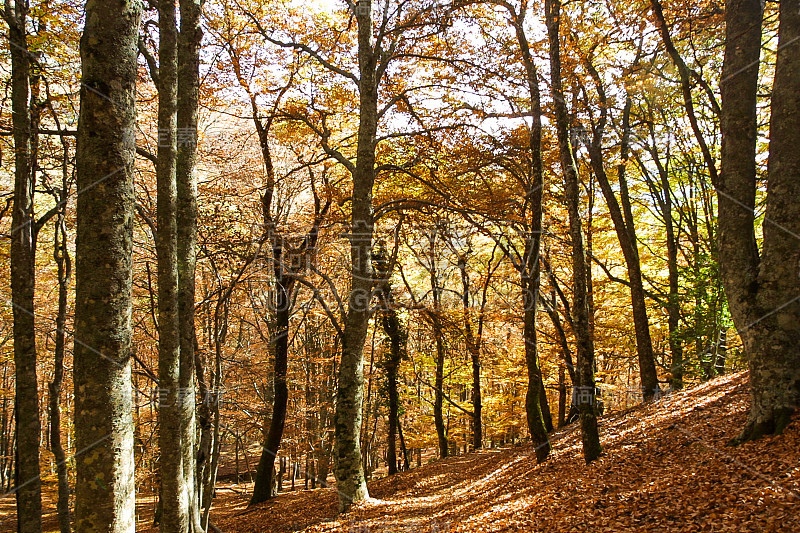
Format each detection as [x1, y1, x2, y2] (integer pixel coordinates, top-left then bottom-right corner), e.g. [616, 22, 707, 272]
[450, 0, 552, 460]
[4, 1, 42, 530]
[579, 58, 661, 402]
[720, 0, 800, 442]
[153, 0, 190, 529]
[546, 0, 601, 463]
[176, 0, 203, 529]
[7, 1, 800, 529]
[236, 0, 458, 511]
[373, 238, 408, 473]
[73, 0, 141, 530]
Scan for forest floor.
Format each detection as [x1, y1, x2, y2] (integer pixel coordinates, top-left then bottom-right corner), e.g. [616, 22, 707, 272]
[2, 371, 798, 532]
[209, 372, 800, 532]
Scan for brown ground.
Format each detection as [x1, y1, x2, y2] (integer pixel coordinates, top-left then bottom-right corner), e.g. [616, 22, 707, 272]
[3, 372, 799, 532]
[210, 372, 800, 532]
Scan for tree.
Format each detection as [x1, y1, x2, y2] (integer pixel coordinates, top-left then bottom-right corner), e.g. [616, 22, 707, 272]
[3, 0, 42, 530]
[373, 238, 408, 474]
[491, 0, 551, 461]
[456, 240, 499, 450]
[46, 119, 73, 533]
[451, 0, 552, 460]
[720, 0, 800, 442]
[239, 0, 454, 511]
[73, 0, 142, 530]
[176, 0, 203, 529]
[154, 0, 189, 529]
[332, 0, 380, 510]
[580, 56, 661, 401]
[546, 0, 601, 463]
[426, 225, 449, 459]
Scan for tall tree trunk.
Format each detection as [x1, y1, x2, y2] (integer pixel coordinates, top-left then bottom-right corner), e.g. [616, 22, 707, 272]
[721, 0, 800, 443]
[585, 91, 660, 401]
[662, 165, 682, 391]
[580, 47, 658, 397]
[249, 239, 292, 504]
[176, 0, 203, 530]
[333, 0, 377, 512]
[200, 300, 225, 529]
[316, 352, 335, 488]
[156, 0, 188, 529]
[505, 4, 551, 462]
[246, 44, 328, 503]
[636, 115, 683, 390]
[546, 0, 602, 463]
[386, 357, 398, 475]
[5, 1, 42, 530]
[73, 0, 142, 530]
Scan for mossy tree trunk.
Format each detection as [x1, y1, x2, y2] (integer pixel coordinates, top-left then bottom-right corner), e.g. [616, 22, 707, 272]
[3, 1, 42, 530]
[176, 0, 203, 530]
[721, 0, 800, 444]
[73, 0, 142, 530]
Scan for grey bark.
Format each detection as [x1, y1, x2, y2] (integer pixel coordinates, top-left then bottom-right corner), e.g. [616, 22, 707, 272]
[721, 0, 800, 442]
[155, 0, 188, 529]
[4, 0, 42, 529]
[177, 1, 203, 530]
[333, 0, 378, 512]
[73, 0, 142, 530]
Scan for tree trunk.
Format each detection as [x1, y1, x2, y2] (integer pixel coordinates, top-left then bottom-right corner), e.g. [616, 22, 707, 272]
[586, 95, 660, 401]
[504, 5, 551, 463]
[385, 346, 399, 476]
[539, 379, 553, 432]
[557, 365, 567, 428]
[333, 1, 378, 512]
[176, 0, 203, 529]
[429, 238, 449, 460]
[5, 1, 42, 529]
[374, 244, 405, 476]
[457, 254, 484, 450]
[714, 330, 727, 376]
[249, 251, 291, 504]
[73, 0, 141, 530]
[663, 168, 683, 391]
[156, 0, 188, 529]
[721, 0, 800, 443]
[397, 417, 410, 470]
[546, 0, 602, 463]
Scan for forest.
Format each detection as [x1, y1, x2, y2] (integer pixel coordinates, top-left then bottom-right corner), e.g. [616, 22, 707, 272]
[0, 0, 799, 531]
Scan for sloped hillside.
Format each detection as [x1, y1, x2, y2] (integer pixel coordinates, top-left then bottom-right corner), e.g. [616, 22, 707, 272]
[212, 372, 800, 532]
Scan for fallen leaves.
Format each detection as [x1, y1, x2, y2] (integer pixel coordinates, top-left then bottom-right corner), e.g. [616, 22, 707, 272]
[206, 372, 800, 532]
